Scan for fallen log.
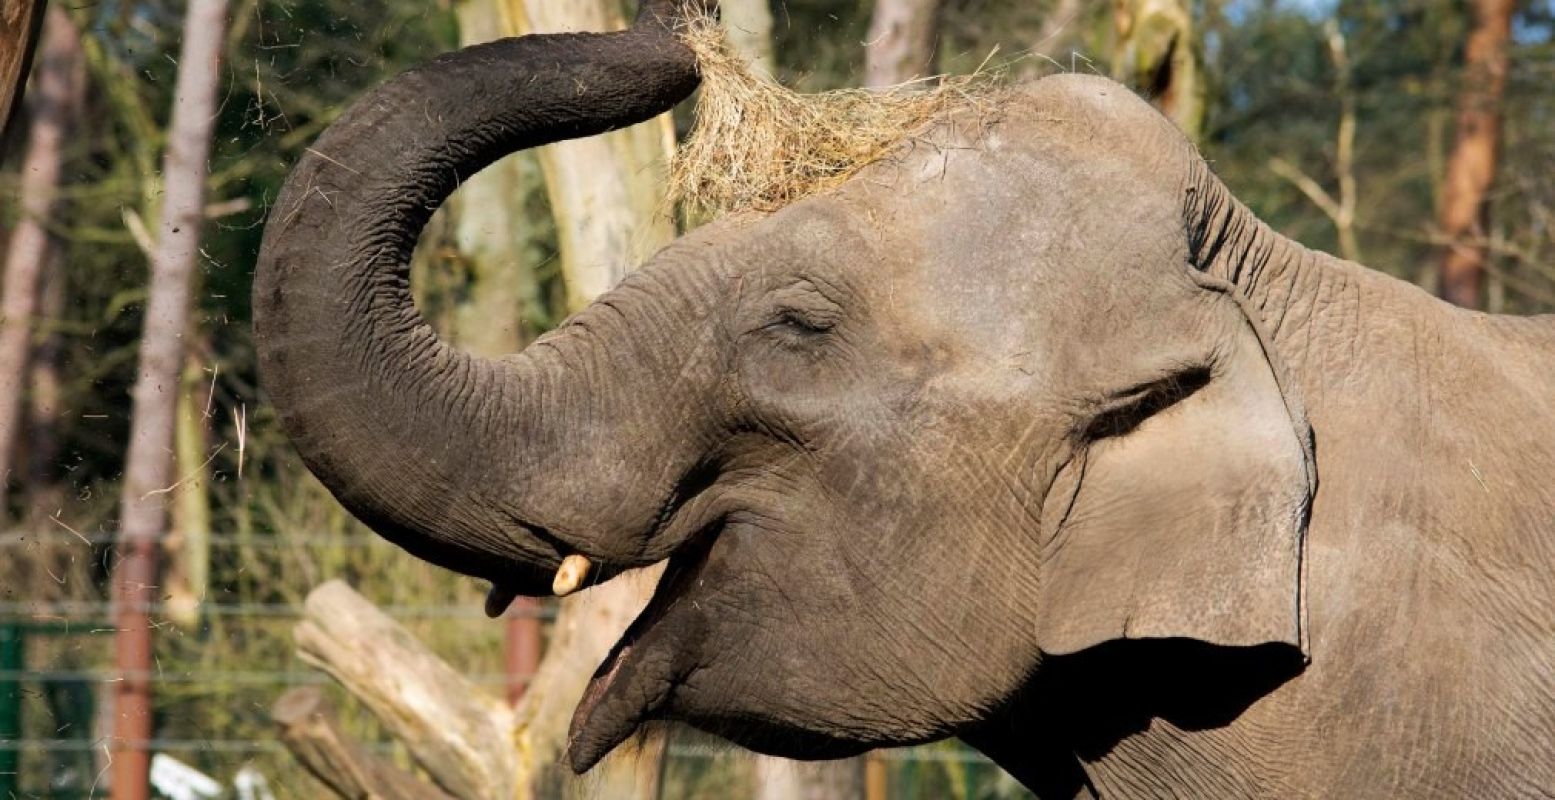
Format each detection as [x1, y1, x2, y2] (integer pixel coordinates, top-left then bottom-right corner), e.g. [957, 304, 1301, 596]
[292, 580, 517, 800]
[272, 686, 452, 800]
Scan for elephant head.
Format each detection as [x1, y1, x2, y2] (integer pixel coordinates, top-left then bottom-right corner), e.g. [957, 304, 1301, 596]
[255, 0, 1316, 780]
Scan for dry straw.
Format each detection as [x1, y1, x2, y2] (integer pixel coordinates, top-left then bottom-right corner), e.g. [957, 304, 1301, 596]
[668, 11, 1001, 219]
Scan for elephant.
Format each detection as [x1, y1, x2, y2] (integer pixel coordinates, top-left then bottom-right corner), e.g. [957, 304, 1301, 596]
[252, 1, 1555, 796]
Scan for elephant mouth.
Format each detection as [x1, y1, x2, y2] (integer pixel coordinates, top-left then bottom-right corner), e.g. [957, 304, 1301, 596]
[563, 518, 724, 772]
[479, 521, 643, 616]
[481, 469, 730, 615]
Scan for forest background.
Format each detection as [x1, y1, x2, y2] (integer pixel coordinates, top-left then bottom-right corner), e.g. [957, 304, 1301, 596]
[1, 0, 1553, 798]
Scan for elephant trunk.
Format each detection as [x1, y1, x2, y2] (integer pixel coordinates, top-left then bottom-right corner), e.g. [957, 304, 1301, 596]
[254, 1, 713, 595]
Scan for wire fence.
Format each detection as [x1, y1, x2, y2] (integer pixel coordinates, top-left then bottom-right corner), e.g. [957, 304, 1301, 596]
[0, 530, 1027, 799]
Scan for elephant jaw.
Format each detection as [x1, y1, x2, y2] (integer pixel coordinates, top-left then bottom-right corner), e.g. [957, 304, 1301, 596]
[564, 532, 718, 772]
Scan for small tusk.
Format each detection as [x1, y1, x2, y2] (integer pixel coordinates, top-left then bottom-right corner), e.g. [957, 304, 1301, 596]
[553, 554, 592, 597]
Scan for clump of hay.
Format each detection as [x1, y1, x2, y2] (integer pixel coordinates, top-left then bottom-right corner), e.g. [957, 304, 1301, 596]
[669, 12, 1000, 218]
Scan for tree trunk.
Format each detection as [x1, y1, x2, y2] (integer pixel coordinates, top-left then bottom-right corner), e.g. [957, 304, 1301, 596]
[1437, 0, 1516, 309]
[163, 349, 213, 628]
[515, 1, 677, 312]
[865, 0, 945, 87]
[0, 7, 81, 525]
[720, 0, 775, 75]
[450, 0, 551, 356]
[1112, 0, 1205, 141]
[0, 0, 46, 138]
[110, 0, 229, 796]
[24, 251, 65, 524]
[754, 757, 868, 800]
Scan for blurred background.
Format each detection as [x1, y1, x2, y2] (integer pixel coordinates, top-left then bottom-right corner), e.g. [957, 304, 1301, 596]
[0, 0, 1551, 797]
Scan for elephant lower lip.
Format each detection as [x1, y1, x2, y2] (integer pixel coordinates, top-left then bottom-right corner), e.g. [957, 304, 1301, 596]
[565, 524, 720, 771]
[484, 582, 523, 618]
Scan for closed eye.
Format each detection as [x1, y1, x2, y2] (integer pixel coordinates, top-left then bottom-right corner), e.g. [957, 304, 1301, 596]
[764, 308, 837, 335]
[1082, 365, 1212, 440]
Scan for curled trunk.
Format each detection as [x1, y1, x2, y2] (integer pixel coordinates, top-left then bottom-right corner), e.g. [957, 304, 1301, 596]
[253, 1, 710, 591]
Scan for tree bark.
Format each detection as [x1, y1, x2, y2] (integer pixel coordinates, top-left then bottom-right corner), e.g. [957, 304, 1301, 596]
[719, 0, 775, 75]
[515, 1, 677, 312]
[110, 0, 228, 796]
[0, 0, 45, 139]
[450, 0, 551, 356]
[1437, 0, 1517, 309]
[287, 580, 680, 800]
[0, 6, 79, 524]
[23, 251, 65, 523]
[163, 349, 212, 628]
[754, 756, 868, 800]
[1112, 0, 1205, 141]
[865, 0, 945, 87]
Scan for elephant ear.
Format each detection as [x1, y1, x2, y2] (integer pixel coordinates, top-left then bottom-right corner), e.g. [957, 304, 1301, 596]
[1035, 278, 1314, 658]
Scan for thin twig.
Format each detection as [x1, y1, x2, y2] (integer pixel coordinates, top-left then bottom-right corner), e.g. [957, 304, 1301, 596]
[140, 443, 227, 500]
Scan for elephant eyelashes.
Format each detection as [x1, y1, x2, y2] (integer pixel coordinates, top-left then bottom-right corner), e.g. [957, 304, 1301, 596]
[765, 307, 837, 336]
[1082, 365, 1212, 441]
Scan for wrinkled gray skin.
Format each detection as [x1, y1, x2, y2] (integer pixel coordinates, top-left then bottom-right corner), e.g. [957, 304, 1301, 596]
[254, 5, 1555, 797]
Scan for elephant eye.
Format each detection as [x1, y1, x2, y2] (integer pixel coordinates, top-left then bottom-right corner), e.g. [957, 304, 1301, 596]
[1083, 365, 1212, 440]
[764, 306, 837, 336]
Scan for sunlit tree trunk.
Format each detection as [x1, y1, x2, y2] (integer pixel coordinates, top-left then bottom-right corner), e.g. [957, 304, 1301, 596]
[1112, 0, 1205, 141]
[110, 0, 229, 796]
[516, 2, 676, 311]
[1437, 0, 1517, 309]
[450, 0, 551, 356]
[0, 0, 46, 136]
[865, 0, 945, 87]
[1265, 20, 1362, 263]
[163, 349, 212, 627]
[0, 7, 81, 525]
[755, 756, 873, 800]
[720, 0, 775, 75]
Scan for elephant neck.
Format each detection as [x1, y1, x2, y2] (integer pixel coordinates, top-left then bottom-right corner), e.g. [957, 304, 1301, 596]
[1183, 163, 1332, 350]
[1184, 166, 1411, 393]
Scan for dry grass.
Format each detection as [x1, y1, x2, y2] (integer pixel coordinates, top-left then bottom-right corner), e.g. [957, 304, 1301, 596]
[669, 11, 1002, 218]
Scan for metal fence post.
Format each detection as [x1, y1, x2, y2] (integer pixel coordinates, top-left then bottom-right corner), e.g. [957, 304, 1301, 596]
[0, 622, 24, 798]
